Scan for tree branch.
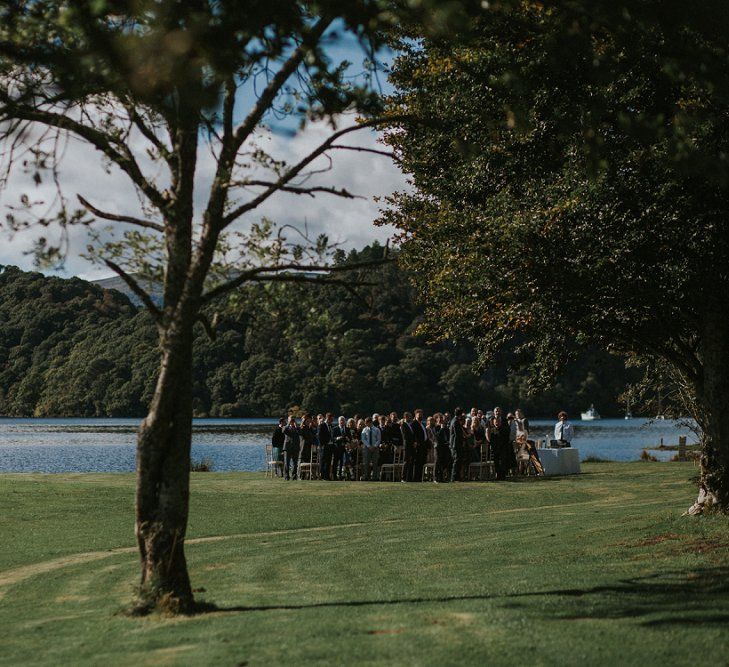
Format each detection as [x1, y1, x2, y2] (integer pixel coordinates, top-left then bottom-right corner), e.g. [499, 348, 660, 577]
[328, 144, 397, 160]
[233, 180, 365, 200]
[77, 195, 165, 232]
[230, 19, 332, 154]
[120, 98, 175, 169]
[102, 258, 162, 321]
[223, 117, 400, 225]
[0, 92, 168, 213]
[201, 255, 392, 305]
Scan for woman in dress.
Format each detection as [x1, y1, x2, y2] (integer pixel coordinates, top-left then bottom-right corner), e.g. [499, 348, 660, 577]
[471, 415, 486, 463]
[343, 417, 358, 480]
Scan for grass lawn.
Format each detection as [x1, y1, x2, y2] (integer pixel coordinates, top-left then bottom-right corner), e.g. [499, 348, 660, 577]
[0, 462, 728, 666]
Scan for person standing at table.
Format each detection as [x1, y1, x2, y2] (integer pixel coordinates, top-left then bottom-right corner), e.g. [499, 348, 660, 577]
[554, 411, 574, 446]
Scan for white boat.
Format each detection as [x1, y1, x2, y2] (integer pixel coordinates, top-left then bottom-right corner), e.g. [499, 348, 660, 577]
[581, 404, 601, 421]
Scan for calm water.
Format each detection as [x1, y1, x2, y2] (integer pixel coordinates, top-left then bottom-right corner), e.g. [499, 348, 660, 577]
[0, 417, 699, 473]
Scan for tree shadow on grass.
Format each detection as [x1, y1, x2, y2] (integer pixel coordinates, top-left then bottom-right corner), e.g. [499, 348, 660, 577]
[517, 566, 729, 627]
[195, 566, 729, 627]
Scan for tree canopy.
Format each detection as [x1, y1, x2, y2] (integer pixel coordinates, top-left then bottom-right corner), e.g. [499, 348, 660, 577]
[383, 1, 729, 511]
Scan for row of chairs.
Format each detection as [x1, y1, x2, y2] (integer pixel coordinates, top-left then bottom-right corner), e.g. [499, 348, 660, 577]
[265, 444, 497, 481]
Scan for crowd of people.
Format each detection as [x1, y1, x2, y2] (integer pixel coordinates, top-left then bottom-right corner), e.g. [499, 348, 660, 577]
[269, 407, 575, 482]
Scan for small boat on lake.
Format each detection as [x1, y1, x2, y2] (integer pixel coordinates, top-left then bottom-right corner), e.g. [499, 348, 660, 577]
[581, 404, 601, 421]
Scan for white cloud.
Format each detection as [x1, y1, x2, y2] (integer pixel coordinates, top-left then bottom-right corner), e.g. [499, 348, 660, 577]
[0, 117, 408, 279]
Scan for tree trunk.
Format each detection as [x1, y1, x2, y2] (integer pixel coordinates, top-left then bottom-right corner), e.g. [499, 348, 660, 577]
[134, 315, 195, 613]
[688, 308, 729, 515]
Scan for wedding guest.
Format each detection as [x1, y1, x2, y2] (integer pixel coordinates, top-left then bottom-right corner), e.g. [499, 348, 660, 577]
[401, 411, 416, 482]
[426, 415, 438, 482]
[379, 415, 394, 466]
[554, 411, 574, 446]
[271, 417, 285, 477]
[299, 414, 315, 466]
[386, 412, 403, 453]
[464, 417, 474, 470]
[449, 407, 466, 482]
[282, 416, 301, 480]
[332, 415, 348, 481]
[318, 412, 334, 480]
[511, 408, 530, 441]
[471, 415, 486, 463]
[435, 413, 452, 483]
[343, 417, 359, 480]
[361, 416, 381, 481]
[488, 407, 512, 480]
[413, 408, 428, 482]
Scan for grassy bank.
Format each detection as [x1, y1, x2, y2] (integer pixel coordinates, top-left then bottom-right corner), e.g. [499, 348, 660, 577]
[0, 463, 727, 665]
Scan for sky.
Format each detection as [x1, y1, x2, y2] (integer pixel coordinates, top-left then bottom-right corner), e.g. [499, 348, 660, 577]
[0, 30, 409, 280]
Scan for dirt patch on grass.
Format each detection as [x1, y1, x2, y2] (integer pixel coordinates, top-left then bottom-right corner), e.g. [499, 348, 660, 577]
[634, 533, 682, 547]
[367, 628, 404, 635]
[683, 537, 729, 555]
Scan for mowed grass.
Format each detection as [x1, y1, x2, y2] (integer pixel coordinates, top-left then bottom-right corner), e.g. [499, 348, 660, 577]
[0, 463, 728, 666]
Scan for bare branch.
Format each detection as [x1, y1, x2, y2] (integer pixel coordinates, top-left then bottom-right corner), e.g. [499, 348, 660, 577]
[201, 255, 392, 305]
[233, 180, 365, 200]
[120, 98, 175, 168]
[0, 92, 168, 213]
[329, 144, 397, 160]
[230, 19, 332, 153]
[77, 195, 165, 232]
[223, 117, 401, 226]
[102, 258, 162, 321]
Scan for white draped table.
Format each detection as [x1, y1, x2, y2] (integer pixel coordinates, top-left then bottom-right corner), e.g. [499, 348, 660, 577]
[536, 447, 581, 476]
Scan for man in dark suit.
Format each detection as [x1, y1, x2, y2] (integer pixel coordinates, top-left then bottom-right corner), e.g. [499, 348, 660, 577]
[282, 415, 301, 480]
[413, 408, 428, 482]
[400, 412, 416, 482]
[450, 407, 466, 482]
[435, 413, 452, 483]
[332, 415, 349, 481]
[387, 411, 403, 453]
[489, 406, 512, 480]
[318, 412, 334, 480]
[298, 414, 315, 466]
[271, 417, 285, 477]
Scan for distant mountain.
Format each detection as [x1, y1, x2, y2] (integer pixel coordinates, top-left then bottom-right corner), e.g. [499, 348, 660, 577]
[92, 275, 163, 307]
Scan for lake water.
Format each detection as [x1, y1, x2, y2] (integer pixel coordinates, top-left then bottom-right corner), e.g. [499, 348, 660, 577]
[0, 417, 699, 473]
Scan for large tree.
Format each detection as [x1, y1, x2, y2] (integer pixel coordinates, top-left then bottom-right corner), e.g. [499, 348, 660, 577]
[0, 0, 479, 613]
[382, 1, 729, 513]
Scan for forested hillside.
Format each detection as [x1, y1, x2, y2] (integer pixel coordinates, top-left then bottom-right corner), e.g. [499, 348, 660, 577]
[0, 249, 635, 418]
